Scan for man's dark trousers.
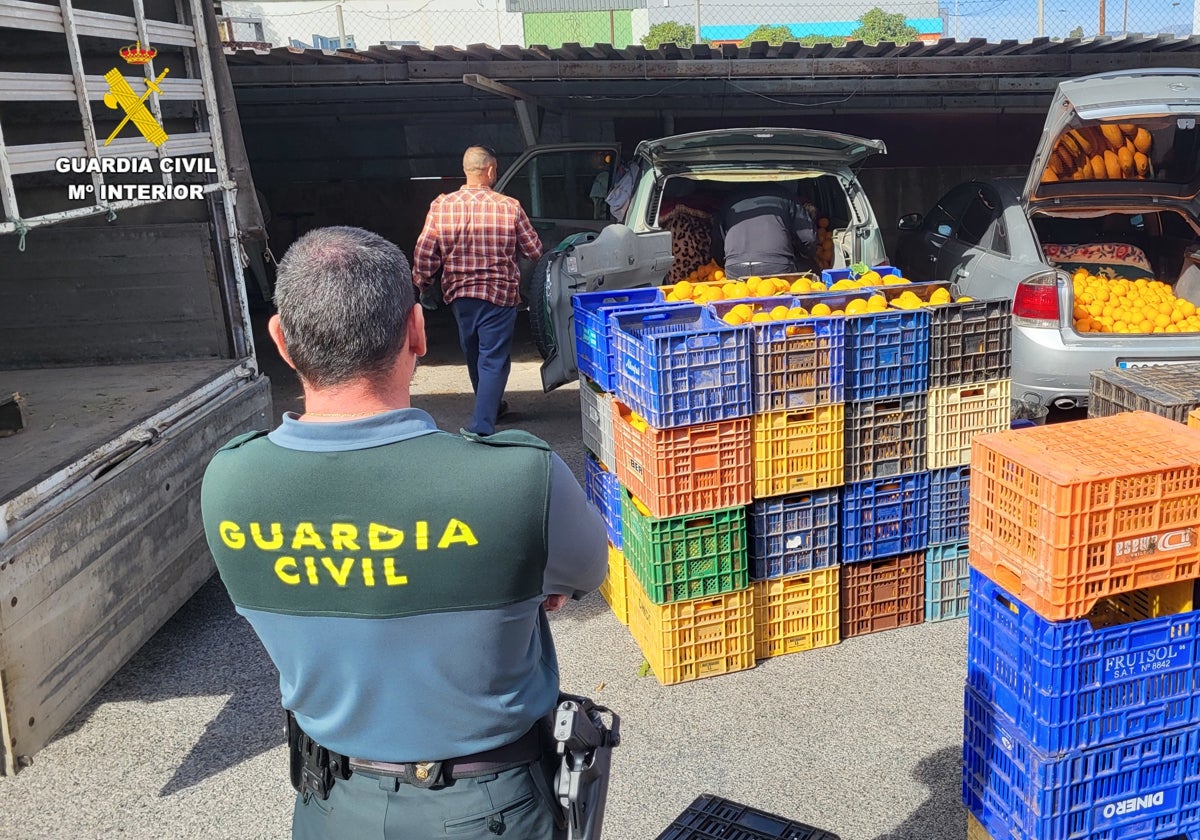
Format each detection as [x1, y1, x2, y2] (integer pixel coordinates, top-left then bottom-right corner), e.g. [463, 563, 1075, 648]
[292, 763, 559, 838]
[451, 296, 518, 436]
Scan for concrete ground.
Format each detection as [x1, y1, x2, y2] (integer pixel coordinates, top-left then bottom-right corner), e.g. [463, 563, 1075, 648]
[0, 307, 969, 840]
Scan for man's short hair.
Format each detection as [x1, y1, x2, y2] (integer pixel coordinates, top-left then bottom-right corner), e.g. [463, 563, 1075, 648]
[463, 145, 496, 174]
[274, 226, 414, 388]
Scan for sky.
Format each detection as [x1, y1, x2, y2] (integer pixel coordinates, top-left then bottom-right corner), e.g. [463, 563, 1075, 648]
[941, 0, 1194, 41]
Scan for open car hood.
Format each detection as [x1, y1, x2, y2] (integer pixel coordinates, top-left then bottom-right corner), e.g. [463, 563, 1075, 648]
[637, 128, 886, 170]
[1025, 69, 1200, 212]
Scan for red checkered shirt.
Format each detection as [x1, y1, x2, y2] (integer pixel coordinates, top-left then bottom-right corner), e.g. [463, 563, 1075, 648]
[412, 186, 543, 307]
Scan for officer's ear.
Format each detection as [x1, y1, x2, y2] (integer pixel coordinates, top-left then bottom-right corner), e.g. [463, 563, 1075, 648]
[267, 314, 297, 371]
[407, 304, 427, 359]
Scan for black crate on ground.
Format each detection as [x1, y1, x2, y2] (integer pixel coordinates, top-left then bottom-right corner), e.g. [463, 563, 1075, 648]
[843, 393, 927, 482]
[929, 299, 1011, 388]
[655, 794, 841, 840]
[1088, 363, 1200, 423]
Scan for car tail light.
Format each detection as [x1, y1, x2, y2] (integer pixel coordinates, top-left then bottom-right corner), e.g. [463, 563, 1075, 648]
[1012, 271, 1062, 329]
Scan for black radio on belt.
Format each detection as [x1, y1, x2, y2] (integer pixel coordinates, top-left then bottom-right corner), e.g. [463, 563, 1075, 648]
[287, 711, 350, 801]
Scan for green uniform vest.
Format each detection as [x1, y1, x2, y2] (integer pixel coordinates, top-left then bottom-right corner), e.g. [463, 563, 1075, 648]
[201, 429, 553, 618]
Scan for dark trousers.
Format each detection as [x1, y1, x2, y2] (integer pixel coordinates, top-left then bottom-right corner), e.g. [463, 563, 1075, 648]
[450, 297, 518, 436]
[292, 763, 560, 839]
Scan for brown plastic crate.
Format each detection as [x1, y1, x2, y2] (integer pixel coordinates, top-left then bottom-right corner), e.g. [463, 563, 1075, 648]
[969, 411, 1200, 620]
[839, 553, 925, 638]
[1088, 363, 1200, 424]
[612, 399, 753, 519]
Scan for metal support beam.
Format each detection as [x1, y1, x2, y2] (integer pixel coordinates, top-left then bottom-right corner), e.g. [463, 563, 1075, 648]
[59, 0, 106, 208]
[0, 73, 204, 102]
[0, 116, 20, 226]
[463, 73, 544, 146]
[1, 0, 197, 46]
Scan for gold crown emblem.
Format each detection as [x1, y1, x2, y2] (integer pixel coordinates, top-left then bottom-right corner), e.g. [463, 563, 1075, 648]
[120, 41, 157, 65]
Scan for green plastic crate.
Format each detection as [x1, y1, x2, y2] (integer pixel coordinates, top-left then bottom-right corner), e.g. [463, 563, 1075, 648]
[620, 488, 749, 605]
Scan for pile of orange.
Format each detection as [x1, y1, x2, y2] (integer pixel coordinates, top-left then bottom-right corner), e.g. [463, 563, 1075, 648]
[1071, 270, 1200, 334]
[665, 274, 829, 304]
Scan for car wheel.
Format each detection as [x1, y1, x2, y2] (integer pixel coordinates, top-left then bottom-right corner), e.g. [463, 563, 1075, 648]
[527, 251, 558, 361]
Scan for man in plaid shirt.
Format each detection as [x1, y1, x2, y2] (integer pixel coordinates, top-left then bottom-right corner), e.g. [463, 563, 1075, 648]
[413, 146, 543, 436]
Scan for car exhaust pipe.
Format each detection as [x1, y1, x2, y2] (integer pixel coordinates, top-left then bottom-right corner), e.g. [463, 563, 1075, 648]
[1052, 397, 1077, 411]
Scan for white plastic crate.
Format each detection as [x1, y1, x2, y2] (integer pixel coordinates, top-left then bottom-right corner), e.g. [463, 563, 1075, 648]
[579, 375, 616, 470]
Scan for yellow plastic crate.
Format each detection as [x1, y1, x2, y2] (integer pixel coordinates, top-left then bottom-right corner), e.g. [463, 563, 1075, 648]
[752, 567, 840, 659]
[751, 404, 844, 498]
[1191, 407, 1200, 429]
[967, 811, 991, 840]
[599, 543, 629, 625]
[626, 562, 755, 686]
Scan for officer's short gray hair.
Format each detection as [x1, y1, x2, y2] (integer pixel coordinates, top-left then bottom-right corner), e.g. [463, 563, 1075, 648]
[274, 226, 414, 388]
[463, 146, 496, 174]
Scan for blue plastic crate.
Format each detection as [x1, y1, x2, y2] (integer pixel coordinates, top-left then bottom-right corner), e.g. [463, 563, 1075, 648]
[748, 489, 840, 580]
[842, 309, 930, 403]
[820, 265, 903, 286]
[928, 466, 970, 545]
[963, 686, 1200, 840]
[584, 452, 622, 549]
[840, 472, 929, 564]
[925, 541, 969, 622]
[612, 305, 752, 429]
[967, 568, 1200, 754]
[572, 288, 669, 392]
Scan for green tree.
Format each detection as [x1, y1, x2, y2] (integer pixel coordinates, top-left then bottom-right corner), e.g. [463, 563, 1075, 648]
[738, 24, 795, 46]
[641, 21, 697, 48]
[1068, 25, 1085, 38]
[849, 7, 920, 44]
[798, 32, 848, 46]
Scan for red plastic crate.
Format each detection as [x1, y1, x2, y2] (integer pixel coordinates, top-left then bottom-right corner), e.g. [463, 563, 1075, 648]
[611, 399, 753, 519]
[969, 411, 1200, 620]
[751, 404, 844, 498]
[839, 553, 925, 638]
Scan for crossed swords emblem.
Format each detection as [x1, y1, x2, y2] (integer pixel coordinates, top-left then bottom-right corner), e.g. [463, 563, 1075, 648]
[102, 67, 170, 147]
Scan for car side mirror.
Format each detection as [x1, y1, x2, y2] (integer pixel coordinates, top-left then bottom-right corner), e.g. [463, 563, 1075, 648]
[898, 213, 923, 231]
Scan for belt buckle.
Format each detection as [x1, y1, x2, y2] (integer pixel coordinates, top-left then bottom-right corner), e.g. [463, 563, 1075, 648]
[405, 760, 444, 789]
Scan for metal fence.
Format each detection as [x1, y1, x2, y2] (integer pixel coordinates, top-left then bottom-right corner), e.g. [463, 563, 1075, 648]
[217, 0, 1195, 50]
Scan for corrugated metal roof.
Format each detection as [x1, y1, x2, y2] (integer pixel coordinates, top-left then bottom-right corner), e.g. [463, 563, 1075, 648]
[224, 33, 1200, 71]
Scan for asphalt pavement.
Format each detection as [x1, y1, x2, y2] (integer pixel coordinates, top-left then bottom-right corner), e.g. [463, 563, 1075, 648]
[0, 308, 970, 840]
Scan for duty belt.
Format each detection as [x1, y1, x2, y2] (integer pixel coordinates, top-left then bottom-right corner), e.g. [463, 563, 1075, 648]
[286, 712, 545, 799]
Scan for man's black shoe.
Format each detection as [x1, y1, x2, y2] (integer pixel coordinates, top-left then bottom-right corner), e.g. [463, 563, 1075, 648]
[497, 400, 510, 419]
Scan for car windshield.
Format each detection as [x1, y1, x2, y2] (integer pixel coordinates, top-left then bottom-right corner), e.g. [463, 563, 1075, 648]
[1039, 117, 1200, 194]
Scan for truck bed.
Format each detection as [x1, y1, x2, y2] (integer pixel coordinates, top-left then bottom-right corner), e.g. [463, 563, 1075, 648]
[0, 360, 241, 504]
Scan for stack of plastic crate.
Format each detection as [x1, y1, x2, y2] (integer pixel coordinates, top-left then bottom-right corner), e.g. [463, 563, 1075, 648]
[825, 281, 932, 639]
[608, 304, 757, 686]
[1088, 362, 1200, 423]
[963, 412, 1200, 840]
[707, 293, 845, 661]
[574, 288, 684, 625]
[924, 297, 1012, 623]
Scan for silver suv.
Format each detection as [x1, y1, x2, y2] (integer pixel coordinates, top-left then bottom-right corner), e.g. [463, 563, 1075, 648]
[896, 69, 1200, 411]
[506, 128, 889, 391]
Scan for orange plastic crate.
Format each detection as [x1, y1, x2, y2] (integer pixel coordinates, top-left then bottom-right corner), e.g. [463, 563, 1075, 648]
[969, 411, 1200, 620]
[752, 404, 845, 498]
[599, 543, 628, 625]
[626, 563, 755, 686]
[611, 399, 752, 519]
[752, 567, 840, 659]
[1191, 408, 1200, 429]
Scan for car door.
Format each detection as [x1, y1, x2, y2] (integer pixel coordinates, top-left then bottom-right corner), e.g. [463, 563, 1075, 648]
[536, 222, 673, 392]
[901, 183, 977, 282]
[494, 143, 622, 251]
[936, 184, 1009, 292]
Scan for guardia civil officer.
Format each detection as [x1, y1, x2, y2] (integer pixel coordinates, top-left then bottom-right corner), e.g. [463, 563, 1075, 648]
[200, 226, 608, 839]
